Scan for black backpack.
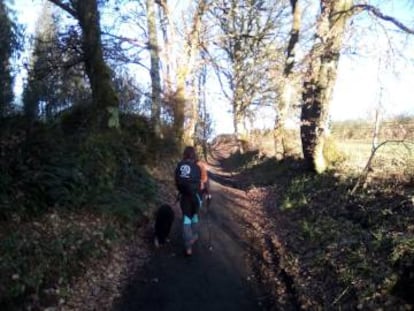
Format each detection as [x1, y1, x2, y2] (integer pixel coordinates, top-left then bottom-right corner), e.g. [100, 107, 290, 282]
[175, 160, 201, 195]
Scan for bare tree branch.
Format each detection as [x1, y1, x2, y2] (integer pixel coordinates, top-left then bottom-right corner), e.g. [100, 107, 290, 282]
[101, 31, 146, 49]
[350, 4, 414, 34]
[47, 0, 77, 18]
[351, 139, 414, 194]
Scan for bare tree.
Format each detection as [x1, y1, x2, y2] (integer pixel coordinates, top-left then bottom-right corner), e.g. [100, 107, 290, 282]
[300, 0, 414, 173]
[48, 0, 119, 130]
[300, 0, 354, 173]
[24, 3, 60, 121]
[157, 0, 176, 94]
[0, 0, 22, 117]
[157, 0, 209, 145]
[194, 51, 213, 158]
[146, 0, 162, 136]
[274, 0, 301, 159]
[209, 0, 286, 138]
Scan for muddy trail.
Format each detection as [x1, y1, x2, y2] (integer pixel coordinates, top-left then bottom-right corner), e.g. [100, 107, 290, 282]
[113, 144, 289, 311]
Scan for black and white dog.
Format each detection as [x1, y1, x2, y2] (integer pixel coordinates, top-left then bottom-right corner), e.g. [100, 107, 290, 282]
[154, 204, 175, 247]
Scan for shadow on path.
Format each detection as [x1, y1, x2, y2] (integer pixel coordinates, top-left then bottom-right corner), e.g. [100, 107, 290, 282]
[113, 178, 267, 311]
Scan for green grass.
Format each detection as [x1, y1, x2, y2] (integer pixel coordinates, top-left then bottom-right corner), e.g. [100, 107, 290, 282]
[224, 130, 414, 308]
[336, 139, 414, 179]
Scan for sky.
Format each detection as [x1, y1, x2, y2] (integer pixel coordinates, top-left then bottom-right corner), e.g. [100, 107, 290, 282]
[331, 1, 414, 122]
[10, 0, 414, 135]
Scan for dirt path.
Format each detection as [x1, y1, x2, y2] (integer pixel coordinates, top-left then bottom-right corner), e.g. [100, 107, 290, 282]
[113, 160, 267, 310]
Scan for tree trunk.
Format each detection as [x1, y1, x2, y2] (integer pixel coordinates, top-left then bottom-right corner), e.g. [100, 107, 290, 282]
[146, 0, 162, 136]
[198, 63, 209, 159]
[158, 0, 176, 94]
[274, 80, 291, 158]
[183, 77, 198, 147]
[174, 72, 186, 145]
[232, 34, 248, 140]
[274, 0, 300, 159]
[233, 83, 246, 138]
[0, 0, 14, 117]
[300, 0, 353, 173]
[76, 0, 119, 130]
[48, 0, 119, 130]
[172, 0, 208, 144]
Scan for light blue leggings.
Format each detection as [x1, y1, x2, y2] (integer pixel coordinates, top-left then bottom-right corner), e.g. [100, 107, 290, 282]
[182, 193, 202, 249]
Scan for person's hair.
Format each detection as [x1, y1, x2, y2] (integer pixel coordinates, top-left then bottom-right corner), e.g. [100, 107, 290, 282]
[183, 146, 196, 160]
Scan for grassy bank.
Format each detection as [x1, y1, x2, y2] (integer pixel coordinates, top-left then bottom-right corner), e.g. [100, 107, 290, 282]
[218, 136, 414, 309]
[0, 114, 179, 310]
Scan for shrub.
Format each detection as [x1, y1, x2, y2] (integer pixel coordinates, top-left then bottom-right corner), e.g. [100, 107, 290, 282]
[323, 136, 347, 167]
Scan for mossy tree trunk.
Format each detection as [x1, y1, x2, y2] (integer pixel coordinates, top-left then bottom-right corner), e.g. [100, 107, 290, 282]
[76, 0, 119, 130]
[300, 0, 353, 173]
[274, 0, 300, 159]
[146, 0, 162, 136]
[48, 0, 119, 130]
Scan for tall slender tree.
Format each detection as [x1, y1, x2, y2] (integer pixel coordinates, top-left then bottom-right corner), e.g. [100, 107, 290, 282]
[0, 0, 21, 117]
[157, 0, 209, 144]
[23, 3, 60, 121]
[273, 0, 301, 159]
[157, 0, 176, 96]
[146, 0, 162, 136]
[194, 51, 212, 158]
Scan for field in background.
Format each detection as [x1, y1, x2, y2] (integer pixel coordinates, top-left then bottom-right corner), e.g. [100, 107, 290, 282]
[332, 119, 414, 180]
[220, 118, 414, 308]
[248, 118, 414, 180]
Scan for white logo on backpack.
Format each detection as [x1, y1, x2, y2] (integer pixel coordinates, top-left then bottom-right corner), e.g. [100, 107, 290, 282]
[179, 164, 191, 179]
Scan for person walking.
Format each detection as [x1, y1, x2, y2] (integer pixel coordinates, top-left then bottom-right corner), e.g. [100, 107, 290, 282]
[175, 146, 203, 256]
[197, 156, 210, 198]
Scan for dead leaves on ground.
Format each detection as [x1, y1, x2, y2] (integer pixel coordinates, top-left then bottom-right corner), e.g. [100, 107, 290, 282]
[0, 211, 151, 310]
[237, 176, 414, 309]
